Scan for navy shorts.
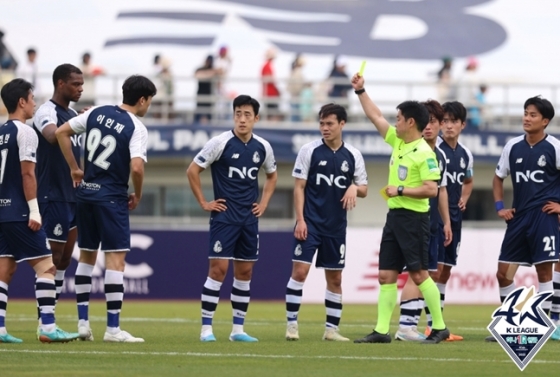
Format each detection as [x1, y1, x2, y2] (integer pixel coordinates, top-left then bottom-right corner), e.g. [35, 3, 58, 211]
[499, 209, 560, 266]
[0, 222, 51, 263]
[77, 200, 130, 252]
[292, 232, 346, 270]
[40, 201, 76, 243]
[438, 225, 462, 267]
[428, 226, 443, 271]
[208, 221, 259, 261]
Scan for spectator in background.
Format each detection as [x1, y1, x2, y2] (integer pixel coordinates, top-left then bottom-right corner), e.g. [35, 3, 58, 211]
[328, 56, 352, 109]
[300, 82, 315, 122]
[287, 54, 305, 122]
[456, 57, 480, 107]
[0, 30, 16, 71]
[153, 54, 162, 77]
[16, 48, 40, 100]
[261, 48, 281, 120]
[468, 84, 488, 129]
[79, 52, 104, 111]
[151, 56, 174, 120]
[436, 56, 453, 102]
[215, 46, 232, 120]
[195, 55, 218, 124]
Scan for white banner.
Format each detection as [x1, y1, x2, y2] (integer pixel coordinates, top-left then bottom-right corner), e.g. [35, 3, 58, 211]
[301, 228, 539, 304]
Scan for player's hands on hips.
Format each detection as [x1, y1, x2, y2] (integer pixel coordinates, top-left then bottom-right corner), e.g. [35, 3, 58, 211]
[202, 199, 227, 212]
[443, 223, 453, 247]
[458, 197, 467, 212]
[71, 168, 84, 188]
[252, 202, 267, 217]
[497, 208, 515, 221]
[542, 201, 560, 214]
[351, 73, 365, 91]
[128, 193, 140, 210]
[341, 184, 358, 210]
[294, 220, 307, 241]
[28, 218, 41, 232]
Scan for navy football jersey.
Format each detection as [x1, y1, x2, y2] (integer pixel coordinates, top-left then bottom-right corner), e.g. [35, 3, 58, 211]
[0, 120, 39, 222]
[496, 135, 560, 215]
[437, 137, 473, 225]
[68, 106, 148, 202]
[429, 146, 447, 230]
[194, 131, 277, 225]
[33, 100, 81, 203]
[292, 139, 368, 237]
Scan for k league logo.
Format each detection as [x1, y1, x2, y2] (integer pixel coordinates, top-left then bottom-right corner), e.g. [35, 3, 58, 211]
[487, 286, 556, 371]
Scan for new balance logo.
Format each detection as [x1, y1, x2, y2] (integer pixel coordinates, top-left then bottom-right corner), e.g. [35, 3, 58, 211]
[232, 153, 240, 159]
[516, 158, 523, 163]
[319, 160, 327, 166]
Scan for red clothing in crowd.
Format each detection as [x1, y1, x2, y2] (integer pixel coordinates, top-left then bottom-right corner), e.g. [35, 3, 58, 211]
[262, 59, 280, 97]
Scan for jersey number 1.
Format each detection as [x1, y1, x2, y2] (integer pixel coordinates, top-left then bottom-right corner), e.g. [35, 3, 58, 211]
[86, 128, 117, 170]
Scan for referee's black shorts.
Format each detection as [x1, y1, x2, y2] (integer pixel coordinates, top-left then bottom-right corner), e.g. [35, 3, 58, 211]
[379, 208, 430, 272]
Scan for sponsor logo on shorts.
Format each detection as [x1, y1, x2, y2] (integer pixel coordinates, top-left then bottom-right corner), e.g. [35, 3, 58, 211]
[80, 181, 102, 191]
[213, 240, 222, 253]
[53, 224, 63, 237]
[294, 244, 302, 256]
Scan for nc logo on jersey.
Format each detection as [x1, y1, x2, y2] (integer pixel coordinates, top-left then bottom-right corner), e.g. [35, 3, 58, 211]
[398, 165, 408, 180]
[252, 151, 260, 164]
[538, 155, 547, 167]
[487, 286, 555, 371]
[341, 161, 349, 173]
[53, 224, 63, 237]
[460, 157, 466, 169]
[213, 241, 222, 253]
[294, 244, 302, 256]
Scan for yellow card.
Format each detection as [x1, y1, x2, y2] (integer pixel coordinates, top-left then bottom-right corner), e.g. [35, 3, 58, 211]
[379, 186, 389, 201]
[359, 60, 366, 76]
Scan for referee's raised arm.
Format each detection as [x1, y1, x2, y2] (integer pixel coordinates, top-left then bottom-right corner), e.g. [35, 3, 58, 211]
[350, 73, 391, 138]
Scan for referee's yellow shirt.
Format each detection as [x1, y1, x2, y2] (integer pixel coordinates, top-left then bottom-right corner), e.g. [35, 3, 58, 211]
[384, 126, 440, 213]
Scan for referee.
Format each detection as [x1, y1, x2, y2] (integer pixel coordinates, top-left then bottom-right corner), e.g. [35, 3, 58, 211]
[351, 73, 450, 344]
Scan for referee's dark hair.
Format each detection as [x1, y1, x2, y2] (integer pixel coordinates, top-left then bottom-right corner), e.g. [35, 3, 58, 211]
[442, 101, 467, 123]
[319, 103, 347, 123]
[233, 95, 260, 116]
[52, 64, 82, 87]
[0, 78, 33, 114]
[397, 100, 429, 132]
[122, 75, 157, 106]
[422, 99, 444, 123]
[524, 96, 555, 125]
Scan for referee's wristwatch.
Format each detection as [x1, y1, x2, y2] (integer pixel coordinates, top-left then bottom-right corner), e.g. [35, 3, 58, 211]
[397, 186, 404, 196]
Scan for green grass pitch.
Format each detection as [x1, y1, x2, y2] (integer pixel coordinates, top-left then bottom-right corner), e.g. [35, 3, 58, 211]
[0, 301, 559, 377]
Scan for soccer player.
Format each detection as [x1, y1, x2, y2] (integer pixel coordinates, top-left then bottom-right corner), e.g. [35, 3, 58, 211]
[395, 100, 452, 341]
[284, 103, 368, 342]
[487, 96, 559, 342]
[55, 75, 156, 343]
[32, 64, 83, 307]
[0, 78, 79, 343]
[435, 101, 473, 341]
[350, 73, 450, 344]
[187, 95, 277, 342]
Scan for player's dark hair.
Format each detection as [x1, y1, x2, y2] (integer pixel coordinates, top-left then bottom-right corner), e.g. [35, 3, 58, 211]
[52, 64, 82, 87]
[421, 99, 444, 123]
[233, 95, 260, 116]
[122, 75, 157, 106]
[524, 96, 555, 124]
[0, 78, 33, 114]
[397, 100, 430, 132]
[442, 101, 467, 123]
[319, 103, 347, 123]
[27, 48, 36, 55]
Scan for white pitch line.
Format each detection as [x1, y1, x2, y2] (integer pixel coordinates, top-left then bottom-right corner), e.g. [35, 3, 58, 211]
[0, 348, 558, 364]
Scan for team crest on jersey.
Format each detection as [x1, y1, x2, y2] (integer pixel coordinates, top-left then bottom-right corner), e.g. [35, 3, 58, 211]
[487, 286, 555, 371]
[53, 224, 63, 237]
[294, 244, 302, 256]
[537, 155, 546, 167]
[213, 241, 222, 253]
[341, 160, 349, 173]
[460, 157, 466, 169]
[398, 165, 408, 180]
[252, 151, 260, 163]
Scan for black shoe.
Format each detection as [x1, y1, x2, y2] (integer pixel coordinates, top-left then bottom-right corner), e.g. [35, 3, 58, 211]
[485, 335, 498, 342]
[354, 330, 391, 343]
[421, 328, 450, 344]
